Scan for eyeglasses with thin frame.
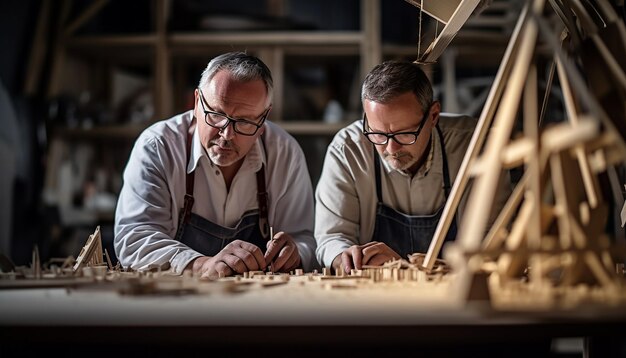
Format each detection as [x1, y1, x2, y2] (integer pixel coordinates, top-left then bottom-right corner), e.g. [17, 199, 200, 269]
[197, 88, 269, 136]
[362, 104, 431, 146]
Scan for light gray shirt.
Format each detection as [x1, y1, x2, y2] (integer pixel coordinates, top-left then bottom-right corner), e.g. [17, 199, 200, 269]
[315, 114, 510, 267]
[115, 110, 317, 273]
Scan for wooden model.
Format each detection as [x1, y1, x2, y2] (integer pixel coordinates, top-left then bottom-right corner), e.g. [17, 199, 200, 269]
[425, 0, 626, 309]
[404, 0, 482, 63]
[72, 226, 105, 273]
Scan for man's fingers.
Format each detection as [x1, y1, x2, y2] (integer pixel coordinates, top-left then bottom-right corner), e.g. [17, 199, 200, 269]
[264, 233, 285, 263]
[203, 261, 232, 280]
[361, 241, 379, 248]
[221, 254, 249, 274]
[341, 251, 354, 274]
[282, 252, 301, 272]
[362, 243, 385, 264]
[366, 253, 391, 267]
[235, 241, 266, 269]
[271, 244, 296, 272]
[232, 248, 264, 271]
[351, 246, 364, 270]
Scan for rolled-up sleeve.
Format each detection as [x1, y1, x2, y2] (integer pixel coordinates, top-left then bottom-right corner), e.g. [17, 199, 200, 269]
[314, 138, 363, 268]
[114, 134, 202, 274]
[268, 130, 319, 272]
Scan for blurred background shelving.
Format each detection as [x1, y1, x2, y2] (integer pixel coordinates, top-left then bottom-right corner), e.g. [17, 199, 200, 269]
[0, 0, 520, 266]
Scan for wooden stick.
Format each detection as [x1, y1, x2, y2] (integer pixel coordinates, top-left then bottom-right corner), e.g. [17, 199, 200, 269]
[64, 0, 108, 37]
[423, 2, 531, 270]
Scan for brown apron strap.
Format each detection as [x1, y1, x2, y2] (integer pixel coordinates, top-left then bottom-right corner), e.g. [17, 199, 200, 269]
[176, 116, 196, 239]
[256, 163, 270, 240]
[257, 134, 270, 239]
[177, 119, 269, 240]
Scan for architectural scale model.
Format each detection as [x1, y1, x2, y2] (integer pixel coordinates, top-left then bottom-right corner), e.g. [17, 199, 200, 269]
[423, 0, 626, 310]
[1, 0, 624, 314]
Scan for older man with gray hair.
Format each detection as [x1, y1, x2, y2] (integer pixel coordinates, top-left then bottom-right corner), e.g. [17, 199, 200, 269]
[115, 52, 317, 278]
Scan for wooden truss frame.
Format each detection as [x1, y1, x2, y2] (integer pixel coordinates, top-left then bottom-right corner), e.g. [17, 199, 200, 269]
[417, 0, 626, 307]
[72, 226, 105, 273]
[405, 0, 482, 62]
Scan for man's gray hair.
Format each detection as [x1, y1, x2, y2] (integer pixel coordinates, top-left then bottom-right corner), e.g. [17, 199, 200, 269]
[198, 52, 274, 104]
[361, 61, 433, 111]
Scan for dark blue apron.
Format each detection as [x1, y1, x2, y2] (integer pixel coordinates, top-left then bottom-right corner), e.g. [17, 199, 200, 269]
[174, 117, 270, 256]
[371, 124, 457, 258]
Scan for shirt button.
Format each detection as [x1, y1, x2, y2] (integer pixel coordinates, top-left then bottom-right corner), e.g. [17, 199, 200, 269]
[215, 170, 220, 175]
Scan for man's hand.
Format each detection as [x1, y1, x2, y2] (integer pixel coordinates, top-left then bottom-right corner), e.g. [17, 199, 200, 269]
[190, 240, 266, 279]
[332, 241, 401, 274]
[264, 231, 301, 272]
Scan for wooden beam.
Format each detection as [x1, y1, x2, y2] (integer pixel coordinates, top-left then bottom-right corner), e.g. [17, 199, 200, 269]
[423, 2, 531, 270]
[47, 0, 72, 98]
[24, 1, 51, 96]
[420, 0, 482, 62]
[64, 0, 108, 37]
[404, 0, 462, 24]
[361, 0, 381, 78]
[154, 0, 172, 119]
[455, 0, 542, 253]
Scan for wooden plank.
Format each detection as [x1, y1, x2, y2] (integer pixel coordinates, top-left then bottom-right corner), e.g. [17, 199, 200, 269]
[24, 1, 51, 95]
[257, 47, 284, 122]
[47, 0, 72, 98]
[64, 0, 109, 37]
[541, 118, 598, 153]
[423, 2, 531, 270]
[533, 13, 626, 155]
[154, 0, 171, 119]
[404, 0, 462, 24]
[555, 56, 601, 208]
[547, 0, 581, 47]
[169, 32, 364, 46]
[483, 172, 529, 251]
[523, 61, 542, 250]
[66, 35, 157, 47]
[420, 0, 482, 62]
[455, 0, 543, 252]
[73, 226, 104, 272]
[361, 0, 381, 78]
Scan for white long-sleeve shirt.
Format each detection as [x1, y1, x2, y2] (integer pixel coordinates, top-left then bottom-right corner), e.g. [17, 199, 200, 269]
[114, 110, 317, 273]
[315, 114, 511, 268]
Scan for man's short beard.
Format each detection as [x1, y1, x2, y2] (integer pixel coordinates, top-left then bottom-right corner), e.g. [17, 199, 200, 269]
[207, 138, 241, 166]
[382, 151, 416, 171]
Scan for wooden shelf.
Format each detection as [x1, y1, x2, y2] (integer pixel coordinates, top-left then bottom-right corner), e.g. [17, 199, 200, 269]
[66, 31, 365, 48]
[64, 35, 156, 62]
[169, 31, 365, 46]
[51, 121, 349, 139]
[66, 34, 157, 47]
[52, 124, 149, 140]
[275, 121, 349, 135]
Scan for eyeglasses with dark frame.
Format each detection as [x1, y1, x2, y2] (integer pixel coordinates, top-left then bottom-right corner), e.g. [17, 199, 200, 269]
[197, 88, 269, 136]
[362, 104, 431, 146]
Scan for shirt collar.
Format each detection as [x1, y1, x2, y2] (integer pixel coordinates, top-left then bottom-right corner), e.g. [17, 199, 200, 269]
[187, 122, 266, 174]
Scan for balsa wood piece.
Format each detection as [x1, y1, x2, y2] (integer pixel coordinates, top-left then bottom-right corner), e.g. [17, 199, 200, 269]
[442, 0, 626, 309]
[405, 0, 462, 24]
[423, 2, 531, 270]
[72, 226, 104, 273]
[420, 0, 482, 62]
[621, 185, 626, 227]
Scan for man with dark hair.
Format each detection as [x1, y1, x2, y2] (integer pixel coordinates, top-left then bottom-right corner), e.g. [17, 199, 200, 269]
[115, 52, 317, 278]
[315, 60, 509, 273]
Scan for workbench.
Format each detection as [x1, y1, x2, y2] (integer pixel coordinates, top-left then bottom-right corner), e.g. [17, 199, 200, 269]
[1, 273, 625, 356]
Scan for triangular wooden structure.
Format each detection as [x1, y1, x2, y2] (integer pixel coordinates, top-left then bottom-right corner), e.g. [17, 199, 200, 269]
[404, 0, 482, 62]
[72, 226, 104, 273]
[420, 0, 626, 308]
